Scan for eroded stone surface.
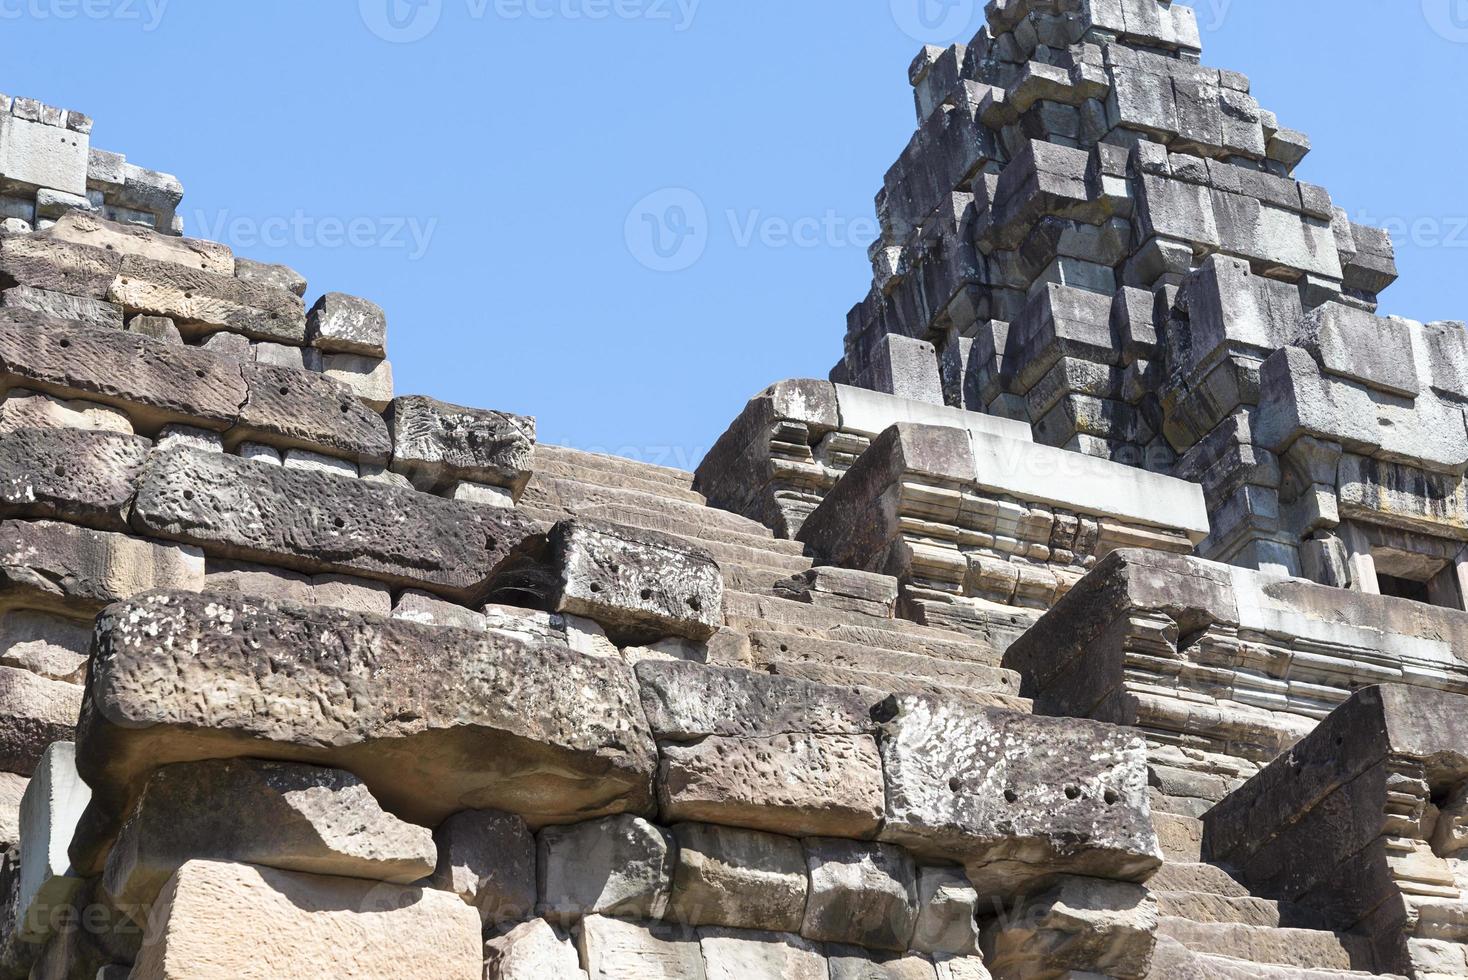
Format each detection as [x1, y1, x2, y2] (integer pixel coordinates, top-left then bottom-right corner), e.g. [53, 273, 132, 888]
[878, 695, 1161, 896]
[667, 822, 808, 932]
[551, 519, 723, 643]
[129, 860, 481, 980]
[430, 808, 535, 925]
[130, 448, 545, 602]
[102, 759, 438, 922]
[73, 590, 657, 873]
[659, 732, 885, 839]
[389, 394, 535, 494]
[538, 815, 674, 923]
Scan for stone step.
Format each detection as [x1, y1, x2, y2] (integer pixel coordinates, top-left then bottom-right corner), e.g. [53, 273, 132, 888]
[519, 504, 811, 576]
[722, 562, 814, 594]
[1154, 890, 1290, 928]
[767, 660, 1033, 714]
[552, 499, 806, 557]
[722, 591, 1005, 666]
[1154, 811, 1204, 863]
[522, 470, 707, 511]
[1147, 937, 1397, 979]
[519, 476, 760, 535]
[1156, 918, 1368, 972]
[1148, 862, 1252, 899]
[747, 630, 1020, 693]
[532, 443, 696, 493]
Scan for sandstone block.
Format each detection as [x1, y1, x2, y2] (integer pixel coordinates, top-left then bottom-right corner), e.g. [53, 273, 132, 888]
[0, 113, 88, 196]
[0, 231, 119, 298]
[0, 389, 132, 435]
[129, 860, 481, 980]
[636, 659, 883, 741]
[308, 292, 387, 357]
[658, 732, 885, 838]
[538, 814, 674, 923]
[667, 822, 808, 932]
[0, 519, 204, 616]
[0, 428, 148, 532]
[236, 361, 393, 465]
[391, 589, 487, 631]
[912, 866, 981, 955]
[802, 837, 919, 952]
[429, 809, 535, 925]
[981, 877, 1157, 980]
[0, 664, 80, 779]
[125, 314, 181, 344]
[550, 519, 723, 643]
[108, 253, 306, 343]
[827, 946, 941, 980]
[1, 285, 121, 329]
[0, 309, 248, 430]
[485, 919, 588, 980]
[15, 743, 90, 944]
[233, 256, 307, 297]
[323, 352, 393, 410]
[73, 590, 657, 873]
[576, 915, 706, 980]
[388, 395, 536, 496]
[129, 448, 544, 603]
[47, 211, 232, 275]
[878, 695, 1161, 896]
[102, 759, 438, 923]
[0, 771, 22, 847]
[0, 610, 88, 683]
[698, 928, 827, 980]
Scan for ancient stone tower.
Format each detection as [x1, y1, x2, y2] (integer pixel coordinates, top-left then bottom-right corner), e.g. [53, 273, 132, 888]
[0, 0, 1462, 977]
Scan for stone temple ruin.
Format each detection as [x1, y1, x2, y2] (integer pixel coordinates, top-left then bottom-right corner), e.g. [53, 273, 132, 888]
[0, 0, 1465, 976]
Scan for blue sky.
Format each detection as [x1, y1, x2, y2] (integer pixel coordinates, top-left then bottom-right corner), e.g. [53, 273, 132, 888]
[6, 1, 1468, 468]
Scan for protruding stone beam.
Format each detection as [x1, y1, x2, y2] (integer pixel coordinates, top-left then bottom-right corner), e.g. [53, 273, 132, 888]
[1004, 550, 1468, 808]
[796, 421, 1206, 620]
[1204, 685, 1468, 978]
[71, 590, 658, 873]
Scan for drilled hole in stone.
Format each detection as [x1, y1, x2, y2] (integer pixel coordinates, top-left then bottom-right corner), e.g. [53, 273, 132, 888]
[1004, 789, 1018, 804]
[52, 465, 65, 478]
[590, 583, 603, 594]
[333, 518, 345, 529]
[183, 490, 194, 501]
[279, 386, 291, 396]
[687, 596, 701, 612]
[1104, 789, 1120, 806]
[640, 588, 653, 601]
[184, 292, 193, 299]
[340, 404, 350, 413]
[948, 777, 962, 793]
[1065, 786, 1081, 800]
[58, 339, 70, 348]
